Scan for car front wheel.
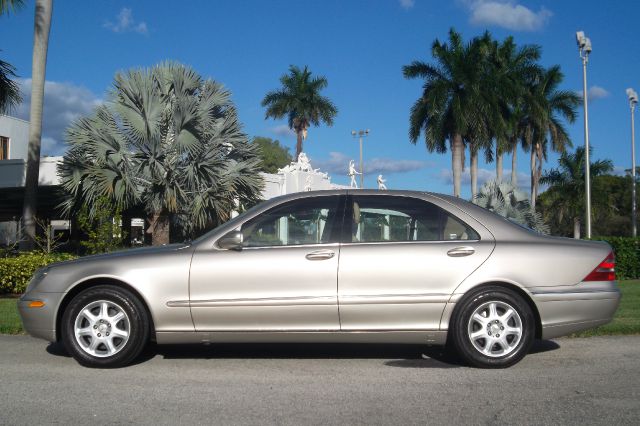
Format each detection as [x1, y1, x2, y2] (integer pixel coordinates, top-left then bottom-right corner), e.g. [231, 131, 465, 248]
[451, 286, 535, 368]
[61, 285, 149, 368]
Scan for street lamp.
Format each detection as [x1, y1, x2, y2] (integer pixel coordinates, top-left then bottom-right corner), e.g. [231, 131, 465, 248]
[576, 30, 593, 238]
[627, 88, 638, 237]
[351, 129, 369, 189]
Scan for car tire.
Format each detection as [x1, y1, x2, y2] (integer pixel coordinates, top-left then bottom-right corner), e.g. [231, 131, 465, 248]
[450, 286, 534, 368]
[61, 285, 150, 368]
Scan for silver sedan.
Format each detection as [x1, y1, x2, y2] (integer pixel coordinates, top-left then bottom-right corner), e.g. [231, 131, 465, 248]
[18, 190, 620, 368]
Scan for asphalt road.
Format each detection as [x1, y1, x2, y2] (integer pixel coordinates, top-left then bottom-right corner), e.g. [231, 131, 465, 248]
[0, 335, 639, 425]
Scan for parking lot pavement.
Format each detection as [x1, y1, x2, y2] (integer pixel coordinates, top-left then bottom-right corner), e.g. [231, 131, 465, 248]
[0, 335, 639, 425]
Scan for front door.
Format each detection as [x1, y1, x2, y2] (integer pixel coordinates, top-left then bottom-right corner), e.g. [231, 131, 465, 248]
[189, 195, 344, 331]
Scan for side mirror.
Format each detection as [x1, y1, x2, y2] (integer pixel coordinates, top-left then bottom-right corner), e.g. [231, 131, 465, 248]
[217, 230, 243, 250]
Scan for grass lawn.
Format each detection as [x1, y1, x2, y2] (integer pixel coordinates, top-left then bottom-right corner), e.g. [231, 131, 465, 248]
[0, 297, 23, 335]
[0, 281, 638, 336]
[571, 279, 640, 337]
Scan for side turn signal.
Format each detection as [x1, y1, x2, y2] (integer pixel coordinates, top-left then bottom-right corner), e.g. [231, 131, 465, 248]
[28, 300, 46, 308]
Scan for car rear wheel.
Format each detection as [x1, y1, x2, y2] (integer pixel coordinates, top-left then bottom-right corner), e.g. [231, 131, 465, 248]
[62, 286, 149, 368]
[451, 286, 534, 368]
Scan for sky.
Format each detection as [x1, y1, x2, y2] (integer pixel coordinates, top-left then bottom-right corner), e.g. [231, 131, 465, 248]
[1, 0, 639, 197]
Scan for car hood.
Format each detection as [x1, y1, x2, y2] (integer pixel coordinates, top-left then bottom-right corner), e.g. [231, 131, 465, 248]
[47, 243, 193, 269]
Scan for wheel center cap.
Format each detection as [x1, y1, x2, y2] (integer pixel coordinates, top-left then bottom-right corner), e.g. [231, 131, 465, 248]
[98, 324, 108, 334]
[489, 323, 501, 334]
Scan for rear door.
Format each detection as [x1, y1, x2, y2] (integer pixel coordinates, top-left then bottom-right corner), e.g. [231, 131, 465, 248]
[337, 194, 494, 331]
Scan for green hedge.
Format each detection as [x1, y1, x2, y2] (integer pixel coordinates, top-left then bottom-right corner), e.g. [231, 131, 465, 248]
[0, 252, 77, 294]
[592, 237, 640, 280]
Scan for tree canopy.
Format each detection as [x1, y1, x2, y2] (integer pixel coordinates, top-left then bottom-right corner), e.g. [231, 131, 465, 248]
[403, 28, 578, 203]
[60, 62, 263, 245]
[261, 65, 337, 158]
[539, 147, 613, 238]
[252, 136, 292, 173]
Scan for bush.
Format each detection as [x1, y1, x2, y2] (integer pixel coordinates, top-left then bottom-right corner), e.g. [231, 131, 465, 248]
[0, 252, 77, 294]
[592, 237, 640, 280]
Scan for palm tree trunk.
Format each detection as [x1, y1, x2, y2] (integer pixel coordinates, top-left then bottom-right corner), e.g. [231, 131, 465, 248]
[530, 147, 536, 207]
[535, 144, 543, 205]
[496, 148, 503, 182]
[452, 133, 463, 197]
[470, 147, 478, 201]
[20, 0, 52, 251]
[295, 129, 303, 159]
[149, 211, 170, 246]
[511, 144, 517, 186]
[573, 216, 581, 239]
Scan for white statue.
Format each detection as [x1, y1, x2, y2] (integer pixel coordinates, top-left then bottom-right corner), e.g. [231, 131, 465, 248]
[304, 175, 313, 191]
[297, 152, 312, 172]
[348, 160, 361, 188]
[278, 152, 315, 173]
[377, 174, 387, 190]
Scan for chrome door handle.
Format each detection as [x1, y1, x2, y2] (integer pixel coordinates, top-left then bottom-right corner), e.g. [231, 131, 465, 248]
[447, 247, 475, 257]
[305, 250, 335, 261]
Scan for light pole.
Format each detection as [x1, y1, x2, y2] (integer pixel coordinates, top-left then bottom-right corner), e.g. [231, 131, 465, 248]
[576, 31, 593, 238]
[627, 88, 638, 237]
[351, 129, 369, 188]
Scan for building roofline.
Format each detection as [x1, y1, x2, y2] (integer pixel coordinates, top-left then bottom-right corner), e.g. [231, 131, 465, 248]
[0, 114, 30, 124]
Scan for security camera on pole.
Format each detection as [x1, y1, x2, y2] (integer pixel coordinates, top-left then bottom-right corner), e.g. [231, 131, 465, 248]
[576, 31, 593, 239]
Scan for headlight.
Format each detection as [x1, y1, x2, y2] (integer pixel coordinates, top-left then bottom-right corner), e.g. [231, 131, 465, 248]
[25, 267, 49, 294]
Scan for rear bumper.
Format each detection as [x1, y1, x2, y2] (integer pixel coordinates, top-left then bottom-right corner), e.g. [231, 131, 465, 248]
[532, 283, 621, 339]
[18, 292, 64, 342]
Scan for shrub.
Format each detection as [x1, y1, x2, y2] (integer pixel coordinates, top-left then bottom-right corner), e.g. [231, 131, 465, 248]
[0, 252, 77, 294]
[77, 196, 126, 255]
[592, 237, 640, 280]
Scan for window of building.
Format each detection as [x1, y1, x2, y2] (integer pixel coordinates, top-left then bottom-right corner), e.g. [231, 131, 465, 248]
[0, 136, 8, 160]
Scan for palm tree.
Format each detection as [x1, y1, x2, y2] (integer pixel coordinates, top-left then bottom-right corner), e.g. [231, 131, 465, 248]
[261, 65, 337, 159]
[521, 66, 580, 207]
[404, 29, 493, 198]
[0, 0, 24, 14]
[59, 62, 264, 245]
[21, 0, 52, 250]
[0, 1, 25, 113]
[0, 57, 21, 114]
[475, 179, 549, 234]
[488, 37, 541, 183]
[540, 147, 612, 238]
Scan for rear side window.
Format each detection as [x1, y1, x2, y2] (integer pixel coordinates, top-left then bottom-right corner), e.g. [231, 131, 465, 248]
[349, 196, 479, 243]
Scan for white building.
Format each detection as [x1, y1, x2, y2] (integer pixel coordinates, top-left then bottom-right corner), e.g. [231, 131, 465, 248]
[0, 115, 346, 245]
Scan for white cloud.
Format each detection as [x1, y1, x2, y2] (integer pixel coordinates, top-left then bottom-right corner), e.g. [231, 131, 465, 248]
[15, 79, 102, 156]
[315, 151, 427, 176]
[436, 167, 530, 190]
[399, 0, 415, 10]
[270, 124, 295, 138]
[574, 85, 610, 103]
[464, 1, 552, 31]
[103, 8, 148, 35]
[588, 85, 610, 101]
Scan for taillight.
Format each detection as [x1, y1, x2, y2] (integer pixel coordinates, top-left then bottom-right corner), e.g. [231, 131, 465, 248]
[583, 251, 616, 282]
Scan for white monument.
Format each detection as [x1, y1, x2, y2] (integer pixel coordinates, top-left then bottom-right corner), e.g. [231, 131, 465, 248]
[348, 159, 361, 189]
[260, 152, 347, 200]
[377, 174, 387, 190]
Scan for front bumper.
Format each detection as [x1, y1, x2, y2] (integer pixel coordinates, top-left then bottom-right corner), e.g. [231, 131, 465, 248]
[532, 282, 621, 339]
[18, 292, 65, 342]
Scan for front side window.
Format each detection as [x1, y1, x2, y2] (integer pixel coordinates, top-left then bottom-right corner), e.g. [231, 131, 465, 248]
[349, 196, 479, 243]
[241, 196, 341, 247]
